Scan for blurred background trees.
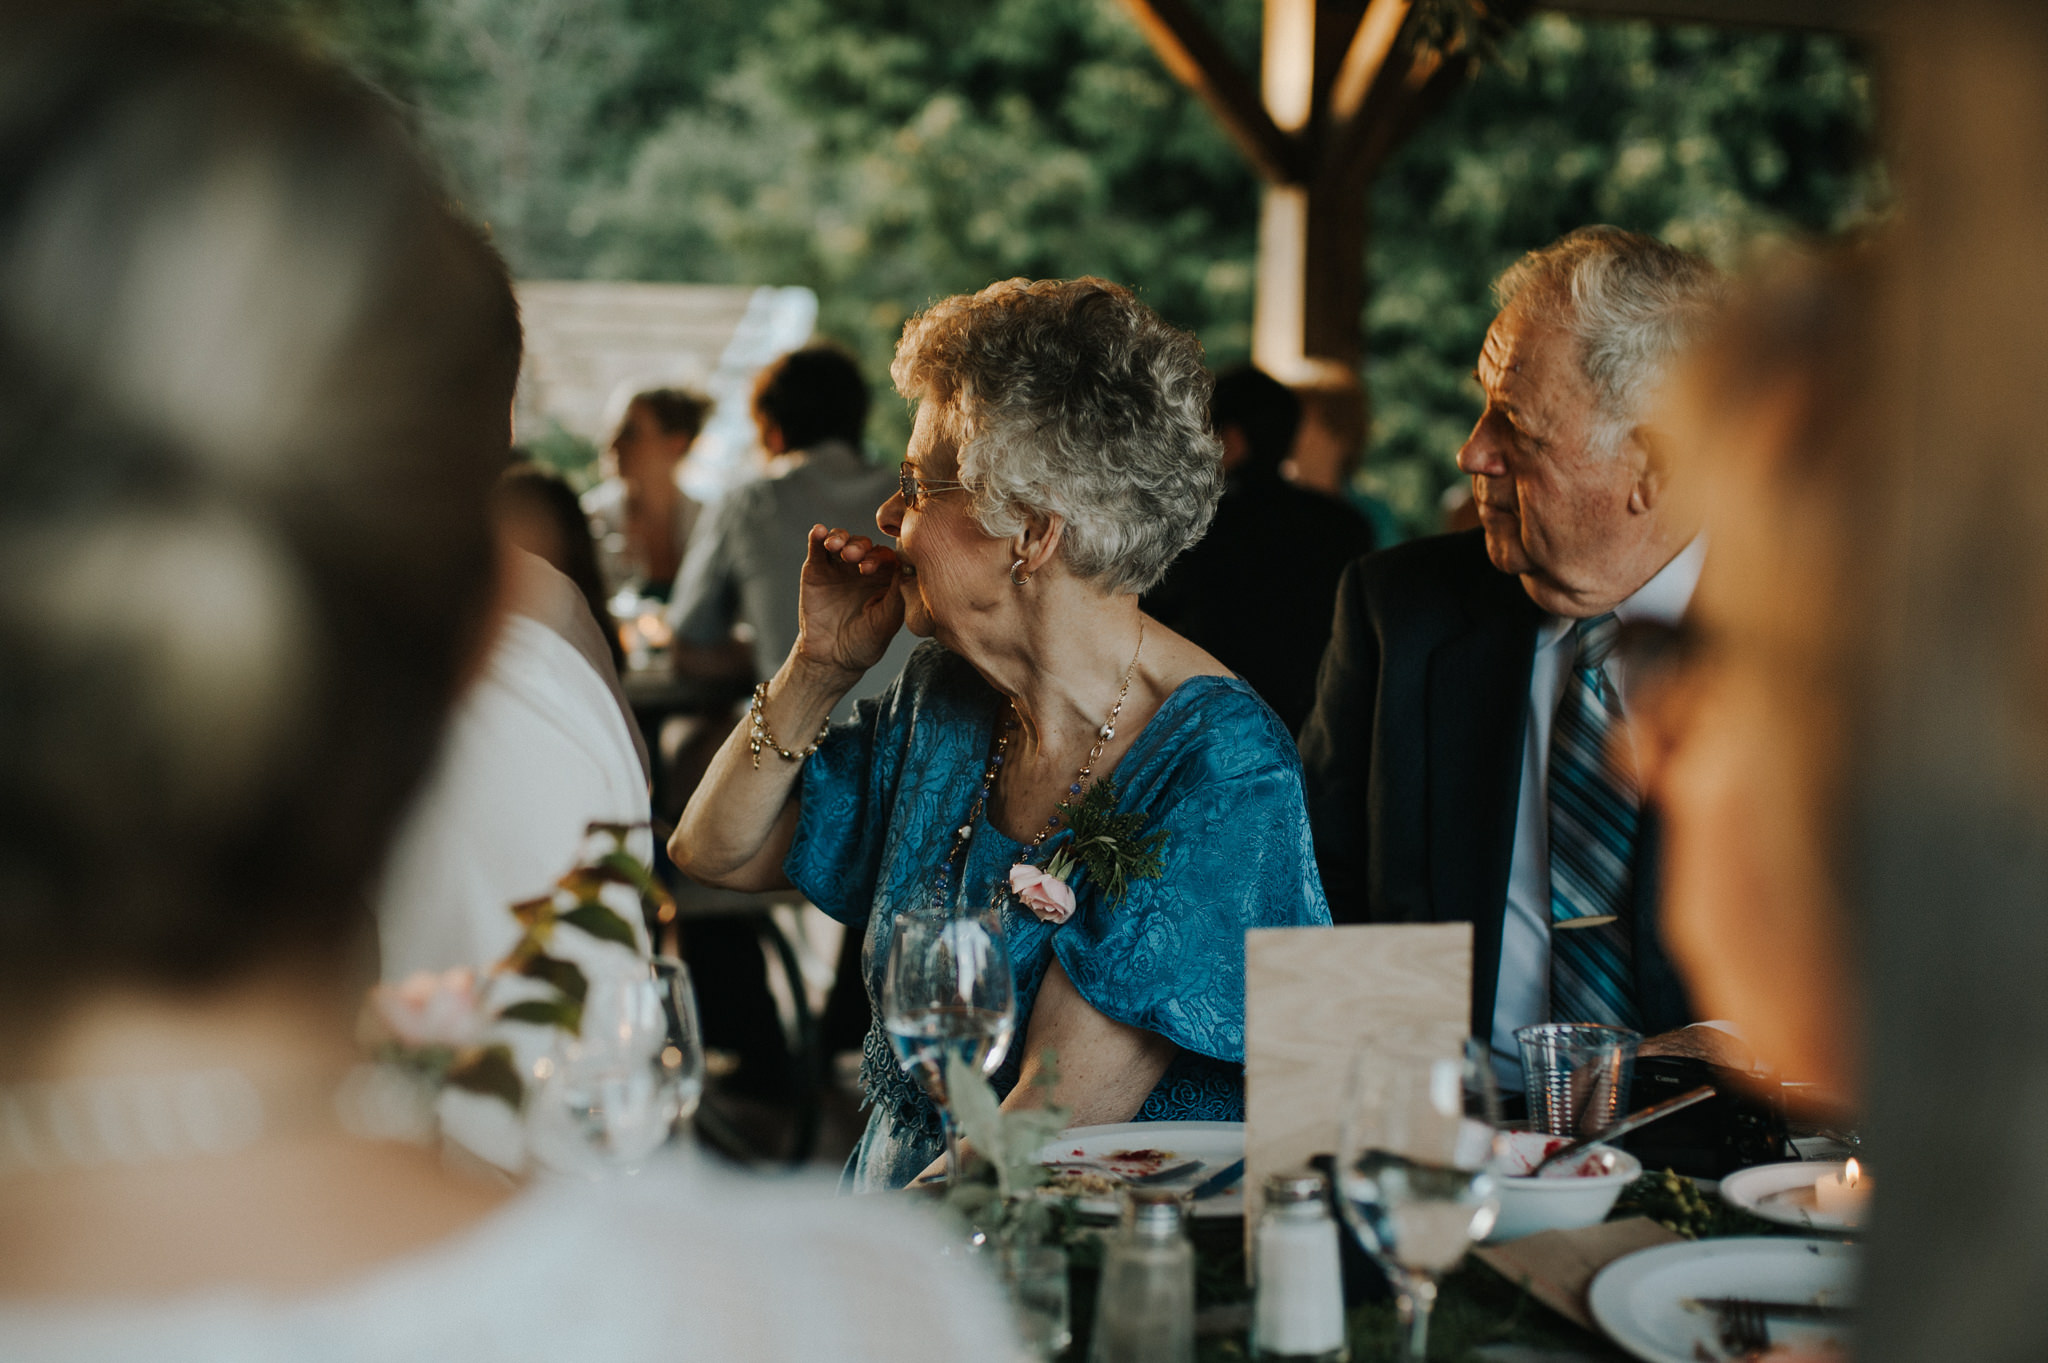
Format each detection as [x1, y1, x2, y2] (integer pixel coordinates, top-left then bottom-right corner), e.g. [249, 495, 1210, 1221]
[201, 0, 1881, 535]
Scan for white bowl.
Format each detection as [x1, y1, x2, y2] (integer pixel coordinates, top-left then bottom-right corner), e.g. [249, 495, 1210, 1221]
[1483, 1129, 1641, 1243]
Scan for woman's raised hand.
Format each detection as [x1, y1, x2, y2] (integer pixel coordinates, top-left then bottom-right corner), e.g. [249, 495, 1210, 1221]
[794, 524, 906, 682]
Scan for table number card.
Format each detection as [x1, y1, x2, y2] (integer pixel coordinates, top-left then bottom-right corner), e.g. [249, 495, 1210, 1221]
[1242, 923, 1472, 1250]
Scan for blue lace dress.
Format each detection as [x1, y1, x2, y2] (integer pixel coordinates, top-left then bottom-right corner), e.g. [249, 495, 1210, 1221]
[786, 642, 1332, 1191]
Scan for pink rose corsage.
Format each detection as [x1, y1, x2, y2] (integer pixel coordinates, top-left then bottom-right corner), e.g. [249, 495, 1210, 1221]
[1009, 863, 1078, 924]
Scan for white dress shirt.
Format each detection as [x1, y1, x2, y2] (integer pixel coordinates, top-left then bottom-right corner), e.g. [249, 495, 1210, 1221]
[1490, 535, 1707, 1085]
[376, 610, 652, 979]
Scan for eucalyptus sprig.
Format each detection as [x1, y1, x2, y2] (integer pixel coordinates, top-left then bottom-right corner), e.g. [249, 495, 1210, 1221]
[1040, 777, 1169, 905]
[942, 1048, 1072, 1247]
[494, 822, 665, 1037]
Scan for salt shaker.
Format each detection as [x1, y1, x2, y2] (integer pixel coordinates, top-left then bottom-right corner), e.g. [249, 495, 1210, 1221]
[1089, 1186, 1196, 1363]
[1251, 1171, 1348, 1363]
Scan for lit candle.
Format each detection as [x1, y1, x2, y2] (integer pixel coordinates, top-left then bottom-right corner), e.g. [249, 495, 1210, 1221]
[1814, 1157, 1871, 1222]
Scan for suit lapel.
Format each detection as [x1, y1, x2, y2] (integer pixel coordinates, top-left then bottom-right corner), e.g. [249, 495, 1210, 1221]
[1425, 561, 1540, 1038]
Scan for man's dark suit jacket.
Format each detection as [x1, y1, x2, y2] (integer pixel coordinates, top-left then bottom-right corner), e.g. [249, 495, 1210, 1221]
[1297, 529, 1696, 1041]
[1145, 468, 1376, 735]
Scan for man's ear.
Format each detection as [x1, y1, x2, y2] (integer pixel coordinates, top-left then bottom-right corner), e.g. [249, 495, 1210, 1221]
[1627, 423, 1669, 514]
[1010, 511, 1065, 576]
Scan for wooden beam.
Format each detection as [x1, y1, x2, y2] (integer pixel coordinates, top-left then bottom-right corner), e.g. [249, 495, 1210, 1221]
[1540, 0, 1873, 33]
[1329, 0, 1412, 126]
[1118, 0, 1304, 183]
[1323, 42, 1472, 191]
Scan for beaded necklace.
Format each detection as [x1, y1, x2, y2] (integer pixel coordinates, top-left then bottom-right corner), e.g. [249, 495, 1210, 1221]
[928, 620, 1145, 914]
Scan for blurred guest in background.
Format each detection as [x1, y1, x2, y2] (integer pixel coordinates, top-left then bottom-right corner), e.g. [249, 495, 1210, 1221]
[0, 18, 1006, 1357]
[1300, 226, 1732, 1079]
[495, 459, 624, 674]
[1145, 365, 1376, 735]
[668, 344, 918, 720]
[583, 386, 710, 595]
[378, 236, 651, 984]
[664, 346, 922, 1102]
[672, 278, 1332, 1191]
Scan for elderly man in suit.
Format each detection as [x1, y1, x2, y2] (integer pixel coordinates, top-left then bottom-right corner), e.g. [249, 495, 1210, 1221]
[1300, 225, 1740, 1078]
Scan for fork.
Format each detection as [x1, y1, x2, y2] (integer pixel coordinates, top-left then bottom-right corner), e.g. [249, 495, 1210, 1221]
[1716, 1298, 1771, 1359]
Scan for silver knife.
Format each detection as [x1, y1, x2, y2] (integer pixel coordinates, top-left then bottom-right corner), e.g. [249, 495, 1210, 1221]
[1189, 1157, 1245, 1200]
[1684, 1296, 1855, 1322]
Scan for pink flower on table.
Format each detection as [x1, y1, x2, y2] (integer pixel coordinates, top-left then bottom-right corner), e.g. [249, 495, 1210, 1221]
[372, 967, 485, 1048]
[1009, 864, 1077, 924]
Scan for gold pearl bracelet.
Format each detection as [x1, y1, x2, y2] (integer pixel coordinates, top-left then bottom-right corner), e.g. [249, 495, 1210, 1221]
[747, 681, 832, 770]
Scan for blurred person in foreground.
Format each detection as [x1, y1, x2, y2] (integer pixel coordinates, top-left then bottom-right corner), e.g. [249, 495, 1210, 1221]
[671, 277, 1332, 1191]
[0, 16, 1008, 1359]
[1635, 250, 1880, 1363]
[1633, 250, 1869, 1105]
[667, 343, 919, 721]
[1143, 365, 1376, 736]
[1300, 227, 1737, 1078]
[583, 386, 709, 595]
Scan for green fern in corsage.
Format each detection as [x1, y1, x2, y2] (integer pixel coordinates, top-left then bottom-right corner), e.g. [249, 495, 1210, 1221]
[1048, 778, 1169, 900]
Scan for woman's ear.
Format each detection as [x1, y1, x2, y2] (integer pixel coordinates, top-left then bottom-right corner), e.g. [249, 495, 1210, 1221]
[1010, 511, 1065, 577]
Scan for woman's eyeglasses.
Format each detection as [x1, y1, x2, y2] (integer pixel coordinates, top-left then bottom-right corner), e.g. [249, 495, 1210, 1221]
[898, 461, 967, 510]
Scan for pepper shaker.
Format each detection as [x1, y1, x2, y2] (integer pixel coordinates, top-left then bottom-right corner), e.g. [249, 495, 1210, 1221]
[1089, 1186, 1196, 1363]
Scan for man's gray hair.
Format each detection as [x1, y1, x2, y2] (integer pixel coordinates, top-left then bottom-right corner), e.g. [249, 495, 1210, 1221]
[1496, 226, 1726, 451]
[892, 277, 1222, 596]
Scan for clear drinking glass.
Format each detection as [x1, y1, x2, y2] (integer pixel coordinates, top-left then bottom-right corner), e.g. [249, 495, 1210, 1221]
[1515, 1022, 1640, 1138]
[880, 903, 1016, 1183]
[529, 958, 697, 1176]
[1335, 1038, 1503, 1363]
[1002, 1243, 1074, 1360]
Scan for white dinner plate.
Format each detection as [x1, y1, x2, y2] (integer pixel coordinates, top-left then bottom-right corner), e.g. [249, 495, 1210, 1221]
[1034, 1120, 1244, 1218]
[1589, 1236, 1857, 1363]
[1721, 1159, 1864, 1233]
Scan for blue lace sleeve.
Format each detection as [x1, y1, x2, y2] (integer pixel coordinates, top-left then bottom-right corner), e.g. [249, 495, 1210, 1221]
[785, 641, 971, 928]
[785, 676, 903, 928]
[1049, 686, 1333, 1063]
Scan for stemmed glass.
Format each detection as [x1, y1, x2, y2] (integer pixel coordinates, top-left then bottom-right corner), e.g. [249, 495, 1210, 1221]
[529, 956, 705, 1176]
[880, 903, 1017, 1184]
[1334, 1038, 1503, 1363]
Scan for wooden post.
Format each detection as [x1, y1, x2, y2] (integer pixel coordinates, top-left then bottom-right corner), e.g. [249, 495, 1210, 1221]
[1122, 0, 1476, 492]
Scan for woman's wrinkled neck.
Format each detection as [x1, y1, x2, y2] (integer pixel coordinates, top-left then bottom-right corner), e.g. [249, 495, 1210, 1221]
[959, 570, 1147, 752]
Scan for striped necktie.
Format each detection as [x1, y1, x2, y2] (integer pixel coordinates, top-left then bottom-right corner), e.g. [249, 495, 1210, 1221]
[1547, 612, 1644, 1031]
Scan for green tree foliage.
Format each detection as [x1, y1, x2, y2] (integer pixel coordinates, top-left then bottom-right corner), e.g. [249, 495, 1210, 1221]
[577, 0, 1264, 452]
[187, 2, 1878, 527]
[1364, 15, 1881, 528]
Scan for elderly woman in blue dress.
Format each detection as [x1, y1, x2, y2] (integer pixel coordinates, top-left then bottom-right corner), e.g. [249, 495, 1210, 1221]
[673, 277, 1331, 1190]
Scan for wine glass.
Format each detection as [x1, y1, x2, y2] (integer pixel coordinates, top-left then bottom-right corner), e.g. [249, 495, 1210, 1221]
[1334, 1038, 1503, 1363]
[880, 903, 1016, 1183]
[529, 958, 699, 1176]
[651, 955, 707, 1128]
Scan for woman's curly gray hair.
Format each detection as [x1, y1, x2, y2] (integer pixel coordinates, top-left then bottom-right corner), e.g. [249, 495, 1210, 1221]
[891, 277, 1223, 596]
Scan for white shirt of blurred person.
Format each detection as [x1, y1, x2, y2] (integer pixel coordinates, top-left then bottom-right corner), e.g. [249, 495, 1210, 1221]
[667, 345, 918, 722]
[376, 548, 652, 984]
[0, 16, 1013, 1363]
[581, 388, 709, 594]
